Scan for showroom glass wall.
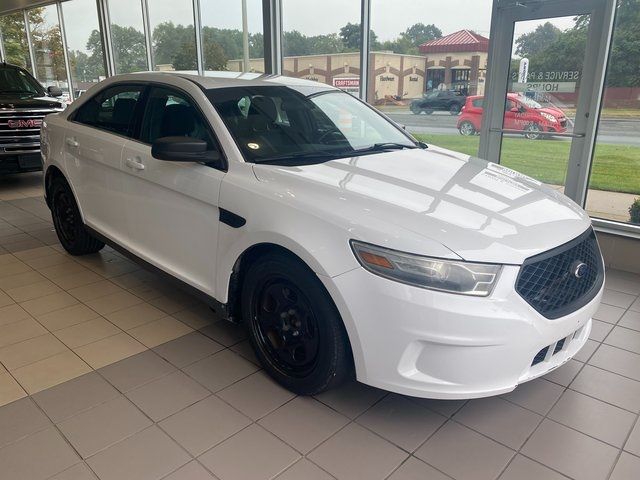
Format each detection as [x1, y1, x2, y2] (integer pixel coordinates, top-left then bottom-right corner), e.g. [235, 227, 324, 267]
[0, 0, 636, 234]
[585, 0, 640, 227]
[281, 0, 362, 95]
[0, 0, 264, 98]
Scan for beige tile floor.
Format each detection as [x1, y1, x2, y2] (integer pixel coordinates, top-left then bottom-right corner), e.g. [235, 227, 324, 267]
[0, 172, 639, 480]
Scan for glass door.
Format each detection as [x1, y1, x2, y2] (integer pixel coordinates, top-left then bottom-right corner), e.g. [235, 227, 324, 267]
[479, 0, 616, 204]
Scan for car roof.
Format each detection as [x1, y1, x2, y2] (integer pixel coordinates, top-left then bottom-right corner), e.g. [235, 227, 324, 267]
[120, 71, 339, 91]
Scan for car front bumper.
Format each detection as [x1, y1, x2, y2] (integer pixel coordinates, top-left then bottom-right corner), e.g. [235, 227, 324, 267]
[323, 264, 601, 399]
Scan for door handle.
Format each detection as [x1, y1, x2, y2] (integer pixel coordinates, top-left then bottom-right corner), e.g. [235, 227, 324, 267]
[65, 137, 79, 148]
[125, 157, 145, 171]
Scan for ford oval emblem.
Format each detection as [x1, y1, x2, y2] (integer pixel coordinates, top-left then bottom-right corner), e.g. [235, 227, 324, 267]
[573, 262, 588, 279]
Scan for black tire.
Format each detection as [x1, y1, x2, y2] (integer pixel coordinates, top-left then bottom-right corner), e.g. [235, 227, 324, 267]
[458, 121, 476, 136]
[410, 104, 422, 115]
[424, 109, 434, 115]
[524, 123, 542, 140]
[50, 177, 105, 255]
[241, 252, 352, 395]
[449, 103, 462, 115]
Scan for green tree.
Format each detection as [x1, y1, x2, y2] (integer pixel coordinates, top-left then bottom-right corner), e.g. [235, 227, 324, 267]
[339, 22, 377, 51]
[400, 23, 442, 50]
[515, 22, 562, 58]
[86, 25, 146, 74]
[0, 12, 33, 68]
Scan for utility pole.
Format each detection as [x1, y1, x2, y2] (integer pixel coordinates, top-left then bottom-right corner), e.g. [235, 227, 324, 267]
[242, 0, 250, 72]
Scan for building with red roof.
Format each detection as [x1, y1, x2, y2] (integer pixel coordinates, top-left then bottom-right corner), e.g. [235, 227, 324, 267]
[419, 29, 490, 95]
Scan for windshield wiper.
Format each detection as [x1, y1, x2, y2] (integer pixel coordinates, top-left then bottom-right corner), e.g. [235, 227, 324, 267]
[353, 142, 418, 154]
[0, 90, 37, 95]
[254, 150, 347, 165]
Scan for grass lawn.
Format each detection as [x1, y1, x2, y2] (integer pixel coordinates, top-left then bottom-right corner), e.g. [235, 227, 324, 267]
[413, 133, 640, 195]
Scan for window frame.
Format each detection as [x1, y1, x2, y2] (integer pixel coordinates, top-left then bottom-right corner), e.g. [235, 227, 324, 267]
[135, 84, 228, 172]
[69, 82, 148, 140]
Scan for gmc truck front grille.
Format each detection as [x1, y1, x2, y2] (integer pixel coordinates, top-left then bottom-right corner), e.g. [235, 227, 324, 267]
[0, 109, 58, 154]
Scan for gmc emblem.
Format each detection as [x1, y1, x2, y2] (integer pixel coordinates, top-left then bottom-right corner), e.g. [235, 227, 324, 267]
[7, 119, 42, 128]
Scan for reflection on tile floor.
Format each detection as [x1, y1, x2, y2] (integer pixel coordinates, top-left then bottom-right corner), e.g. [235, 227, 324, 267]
[0, 172, 639, 479]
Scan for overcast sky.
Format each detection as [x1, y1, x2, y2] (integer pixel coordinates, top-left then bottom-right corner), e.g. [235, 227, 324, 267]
[58, 0, 578, 54]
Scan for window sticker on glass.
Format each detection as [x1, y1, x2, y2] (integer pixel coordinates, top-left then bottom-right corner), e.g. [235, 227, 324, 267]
[238, 96, 251, 118]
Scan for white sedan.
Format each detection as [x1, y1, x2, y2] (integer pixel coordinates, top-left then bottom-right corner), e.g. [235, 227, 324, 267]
[41, 72, 604, 399]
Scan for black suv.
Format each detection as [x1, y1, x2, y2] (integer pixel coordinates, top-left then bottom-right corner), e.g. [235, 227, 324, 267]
[0, 62, 65, 174]
[410, 90, 466, 115]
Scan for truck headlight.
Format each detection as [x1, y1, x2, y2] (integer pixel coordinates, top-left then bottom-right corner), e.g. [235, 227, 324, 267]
[350, 241, 501, 296]
[540, 112, 557, 123]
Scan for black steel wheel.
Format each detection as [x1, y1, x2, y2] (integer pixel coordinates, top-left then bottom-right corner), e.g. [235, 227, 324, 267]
[242, 252, 352, 395]
[50, 177, 104, 255]
[253, 278, 320, 378]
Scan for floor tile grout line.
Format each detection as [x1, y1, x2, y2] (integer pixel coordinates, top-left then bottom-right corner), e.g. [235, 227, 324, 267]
[605, 414, 640, 480]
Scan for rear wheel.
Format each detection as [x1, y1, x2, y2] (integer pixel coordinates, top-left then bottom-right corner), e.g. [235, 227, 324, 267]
[424, 108, 434, 115]
[458, 121, 476, 136]
[410, 104, 422, 114]
[524, 123, 542, 140]
[50, 177, 104, 255]
[242, 252, 352, 395]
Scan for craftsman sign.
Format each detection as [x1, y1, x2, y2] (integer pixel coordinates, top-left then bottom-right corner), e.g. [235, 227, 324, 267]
[512, 81, 577, 93]
[333, 77, 359, 94]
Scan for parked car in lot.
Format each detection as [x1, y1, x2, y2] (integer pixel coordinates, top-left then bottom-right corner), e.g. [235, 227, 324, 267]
[42, 73, 603, 399]
[457, 93, 569, 139]
[0, 62, 65, 174]
[410, 90, 466, 115]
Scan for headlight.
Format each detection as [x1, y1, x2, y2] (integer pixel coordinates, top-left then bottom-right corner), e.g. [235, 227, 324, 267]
[540, 112, 557, 123]
[350, 241, 501, 296]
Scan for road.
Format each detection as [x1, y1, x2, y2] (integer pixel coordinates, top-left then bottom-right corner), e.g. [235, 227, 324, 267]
[383, 109, 640, 146]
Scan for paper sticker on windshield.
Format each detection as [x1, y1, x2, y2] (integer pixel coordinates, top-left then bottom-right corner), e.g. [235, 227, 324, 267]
[247, 142, 260, 150]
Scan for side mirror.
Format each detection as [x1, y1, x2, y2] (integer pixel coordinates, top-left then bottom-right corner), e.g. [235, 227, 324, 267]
[510, 107, 520, 113]
[151, 136, 221, 165]
[47, 86, 63, 97]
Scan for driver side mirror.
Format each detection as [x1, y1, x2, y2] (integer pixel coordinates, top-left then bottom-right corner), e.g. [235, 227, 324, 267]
[47, 86, 63, 97]
[151, 137, 222, 166]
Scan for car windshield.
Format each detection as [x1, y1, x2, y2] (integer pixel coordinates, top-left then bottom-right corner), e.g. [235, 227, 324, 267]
[517, 96, 542, 109]
[207, 85, 417, 164]
[0, 66, 45, 97]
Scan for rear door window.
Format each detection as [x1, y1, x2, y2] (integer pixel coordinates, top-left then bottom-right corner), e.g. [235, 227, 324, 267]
[73, 84, 144, 137]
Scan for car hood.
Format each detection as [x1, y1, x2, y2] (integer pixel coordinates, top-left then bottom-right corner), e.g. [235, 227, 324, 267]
[539, 106, 566, 119]
[0, 96, 63, 109]
[252, 146, 592, 265]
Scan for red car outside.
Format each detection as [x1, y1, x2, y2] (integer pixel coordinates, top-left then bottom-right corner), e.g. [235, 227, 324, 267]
[457, 93, 569, 139]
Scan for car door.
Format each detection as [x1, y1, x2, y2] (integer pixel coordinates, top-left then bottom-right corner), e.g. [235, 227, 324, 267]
[120, 85, 226, 295]
[64, 84, 145, 245]
[503, 98, 520, 130]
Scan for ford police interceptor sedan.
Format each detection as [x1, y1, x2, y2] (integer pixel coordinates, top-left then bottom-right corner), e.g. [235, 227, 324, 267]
[41, 72, 604, 399]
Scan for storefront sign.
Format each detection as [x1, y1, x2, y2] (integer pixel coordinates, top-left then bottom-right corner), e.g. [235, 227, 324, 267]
[333, 77, 359, 94]
[512, 81, 577, 93]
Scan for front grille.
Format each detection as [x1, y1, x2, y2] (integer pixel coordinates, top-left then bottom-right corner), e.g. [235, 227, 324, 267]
[516, 228, 604, 319]
[0, 109, 55, 154]
[560, 119, 567, 128]
[553, 338, 566, 354]
[532, 347, 549, 366]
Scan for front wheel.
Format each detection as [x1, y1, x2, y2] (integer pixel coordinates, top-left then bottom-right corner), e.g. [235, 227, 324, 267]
[524, 123, 542, 140]
[458, 121, 476, 136]
[242, 253, 352, 395]
[410, 104, 422, 114]
[51, 177, 104, 255]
